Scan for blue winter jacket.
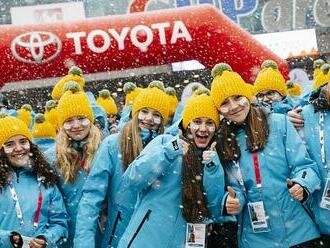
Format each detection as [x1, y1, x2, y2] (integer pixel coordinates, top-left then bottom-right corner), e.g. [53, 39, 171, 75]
[223, 113, 320, 247]
[45, 146, 96, 248]
[74, 133, 138, 248]
[33, 138, 55, 153]
[117, 105, 132, 131]
[259, 96, 295, 114]
[301, 104, 330, 235]
[117, 134, 226, 248]
[0, 167, 68, 248]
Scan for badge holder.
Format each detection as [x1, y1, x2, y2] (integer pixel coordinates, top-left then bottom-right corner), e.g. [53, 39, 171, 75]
[248, 201, 271, 233]
[320, 177, 330, 211]
[185, 223, 207, 248]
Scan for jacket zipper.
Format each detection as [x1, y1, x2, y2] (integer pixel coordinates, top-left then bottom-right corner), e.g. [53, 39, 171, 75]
[108, 210, 121, 246]
[127, 209, 152, 248]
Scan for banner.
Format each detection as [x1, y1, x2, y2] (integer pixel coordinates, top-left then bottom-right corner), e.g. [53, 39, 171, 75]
[0, 5, 288, 89]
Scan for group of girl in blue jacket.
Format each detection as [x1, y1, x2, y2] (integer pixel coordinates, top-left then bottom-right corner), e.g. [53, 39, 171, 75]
[1, 58, 330, 248]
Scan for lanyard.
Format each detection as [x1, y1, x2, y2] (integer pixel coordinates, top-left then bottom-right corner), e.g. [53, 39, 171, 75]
[252, 152, 262, 188]
[319, 112, 328, 170]
[8, 178, 43, 228]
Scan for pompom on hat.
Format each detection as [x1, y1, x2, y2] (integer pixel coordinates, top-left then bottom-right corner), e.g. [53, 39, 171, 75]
[32, 113, 56, 139]
[313, 59, 325, 80]
[253, 60, 287, 97]
[312, 63, 330, 90]
[51, 66, 85, 100]
[182, 87, 219, 129]
[210, 63, 253, 110]
[57, 81, 94, 127]
[123, 82, 142, 106]
[96, 89, 118, 115]
[131, 81, 169, 124]
[17, 104, 33, 128]
[0, 113, 32, 148]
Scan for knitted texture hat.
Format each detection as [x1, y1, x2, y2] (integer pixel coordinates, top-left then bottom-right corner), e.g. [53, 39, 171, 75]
[123, 82, 142, 106]
[312, 64, 330, 90]
[44, 100, 59, 130]
[313, 59, 325, 80]
[51, 66, 85, 100]
[57, 82, 94, 127]
[287, 82, 302, 96]
[210, 63, 253, 110]
[254, 60, 287, 97]
[0, 113, 32, 148]
[165, 87, 179, 116]
[182, 88, 219, 129]
[96, 89, 118, 115]
[17, 104, 33, 128]
[132, 82, 169, 124]
[32, 113, 56, 139]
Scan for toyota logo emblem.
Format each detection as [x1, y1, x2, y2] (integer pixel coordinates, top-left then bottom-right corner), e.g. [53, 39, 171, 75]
[11, 31, 62, 64]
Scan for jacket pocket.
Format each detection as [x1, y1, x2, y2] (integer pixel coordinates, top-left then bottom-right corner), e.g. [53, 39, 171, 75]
[127, 209, 152, 248]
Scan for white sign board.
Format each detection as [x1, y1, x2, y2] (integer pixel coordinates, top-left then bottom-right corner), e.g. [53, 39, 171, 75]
[10, 2, 85, 25]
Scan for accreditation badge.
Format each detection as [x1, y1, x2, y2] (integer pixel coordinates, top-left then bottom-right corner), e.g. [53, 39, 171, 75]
[320, 178, 330, 211]
[248, 201, 271, 233]
[185, 223, 207, 248]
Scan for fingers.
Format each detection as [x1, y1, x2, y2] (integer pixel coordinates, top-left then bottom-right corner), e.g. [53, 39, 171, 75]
[210, 142, 217, 151]
[287, 178, 294, 187]
[29, 239, 45, 248]
[180, 139, 189, 155]
[288, 183, 304, 201]
[288, 109, 304, 128]
[227, 186, 236, 198]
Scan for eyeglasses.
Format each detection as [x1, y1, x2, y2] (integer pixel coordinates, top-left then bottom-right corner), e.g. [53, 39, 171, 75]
[63, 117, 91, 130]
[3, 138, 30, 154]
[138, 110, 162, 125]
[189, 120, 216, 132]
[256, 90, 281, 101]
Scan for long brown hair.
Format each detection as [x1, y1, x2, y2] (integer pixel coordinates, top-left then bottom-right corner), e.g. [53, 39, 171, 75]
[0, 143, 58, 191]
[217, 106, 269, 164]
[181, 137, 209, 223]
[55, 124, 102, 183]
[120, 114, 164, 170]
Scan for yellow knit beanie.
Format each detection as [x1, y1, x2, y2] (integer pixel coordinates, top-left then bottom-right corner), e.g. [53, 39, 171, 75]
[313, 59, 325, 80]
[254, 60, 287, 97]
[44, 100, 59, 130]
[287, 81, 302, 96]
[51, 66, 85, 100]
[165, 87, 179, 116]
[123, 82, 142, 106]
[17, 104, 33, 128]
[210, 63, 253, 110]
[32, 113, 56, 139]
[132, 81, 169, 124]
[0, 113, 32, 148]
[312, 64, 330, 90]
[96, 89, 118, 115]
[182, 88, 219, 129]
[57, 81, 94, 127]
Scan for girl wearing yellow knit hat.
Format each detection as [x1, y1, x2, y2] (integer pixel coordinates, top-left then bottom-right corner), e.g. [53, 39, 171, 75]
[32, 113, 56, 153]
[254, 60, 294, 114]
[210, 63, 320, 248]
[74, 81, 170, 247]
[0, 114, 68, 247]
[114, 88, 225, 248]
[96, 89, 118, 134]
[45, 81, 102, 247]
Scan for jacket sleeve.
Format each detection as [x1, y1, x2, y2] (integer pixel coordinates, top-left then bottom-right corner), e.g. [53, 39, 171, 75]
[284, 116, 321, 194]
[202, 154, 225, 220]
[38, 187, 68, 248]
[120, 135, 182, 193]
[0, 230, 13, 248]
[74, 138, 114, 248]
[220, 165, 246, 216]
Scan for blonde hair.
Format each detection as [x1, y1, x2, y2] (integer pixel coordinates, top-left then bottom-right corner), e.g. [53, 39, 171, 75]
[55, 124, 102, 183]
[120, 113, 164, 170]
